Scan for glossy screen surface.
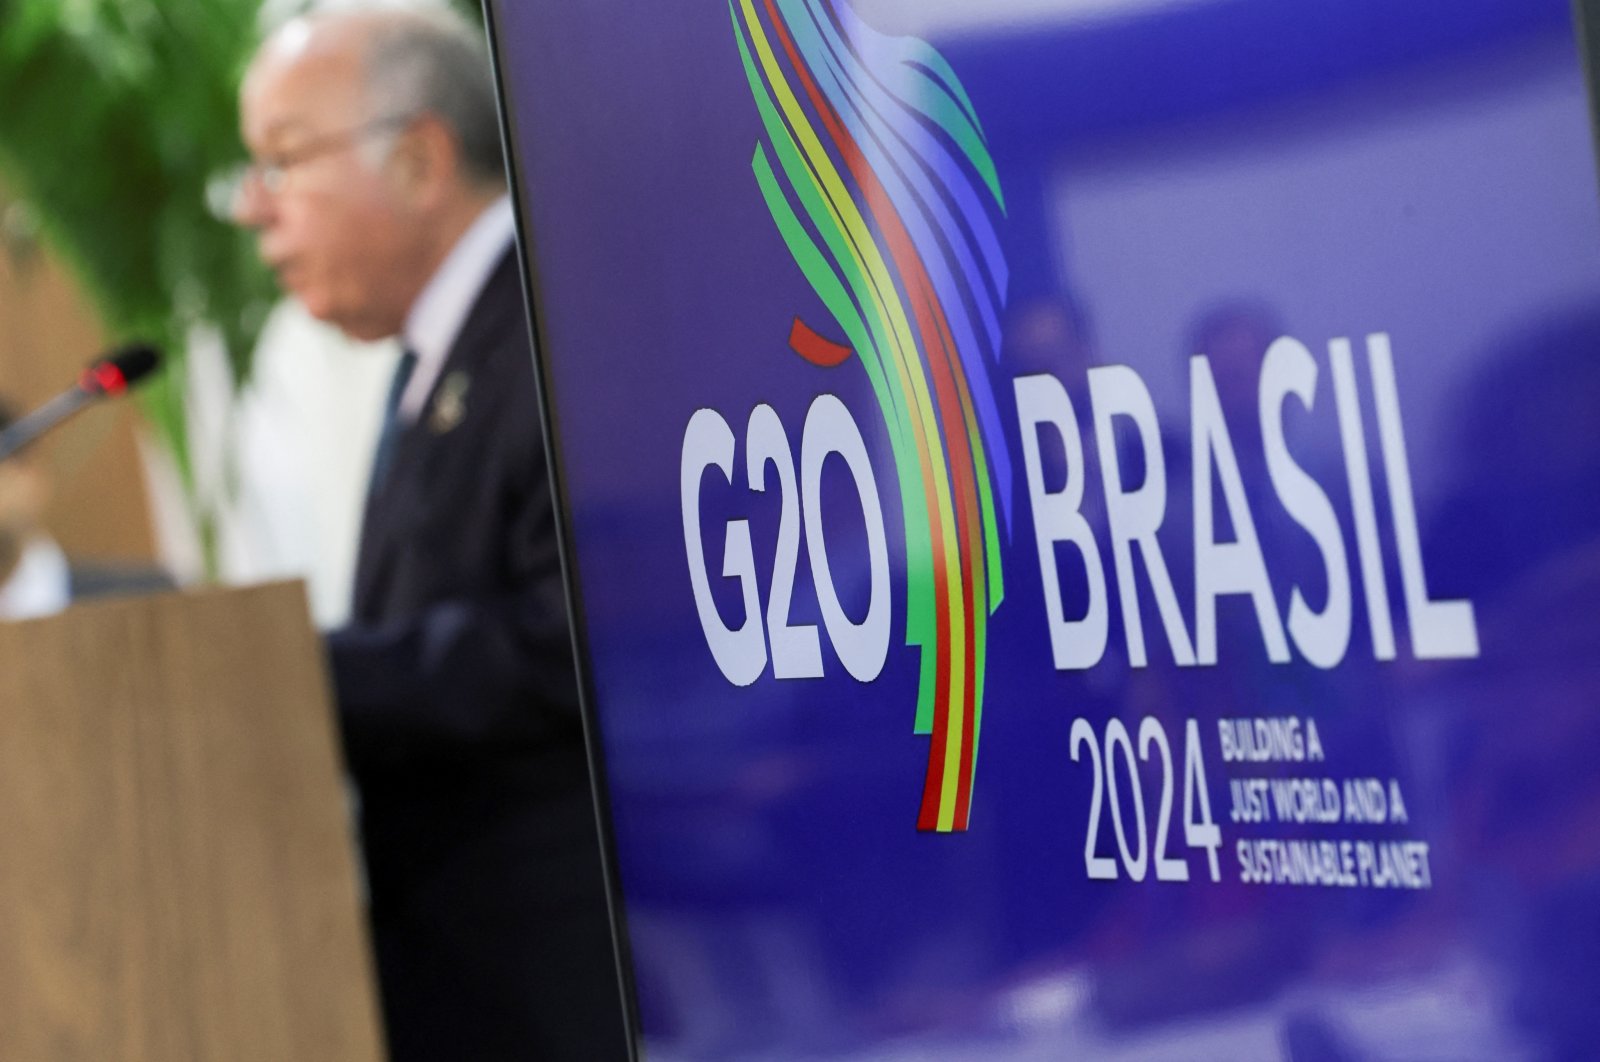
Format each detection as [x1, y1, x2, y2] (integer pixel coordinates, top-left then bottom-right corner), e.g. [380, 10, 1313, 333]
[489, 1, 1600, 1057]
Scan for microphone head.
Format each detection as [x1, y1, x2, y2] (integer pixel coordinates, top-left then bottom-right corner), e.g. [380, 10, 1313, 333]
[81, 343, 162, 396]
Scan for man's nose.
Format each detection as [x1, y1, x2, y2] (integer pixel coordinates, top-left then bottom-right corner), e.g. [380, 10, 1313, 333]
[230, 173, 272, 230]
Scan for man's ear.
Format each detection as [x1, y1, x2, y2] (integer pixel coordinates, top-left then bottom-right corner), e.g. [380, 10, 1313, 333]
[387, 115, 460, 210]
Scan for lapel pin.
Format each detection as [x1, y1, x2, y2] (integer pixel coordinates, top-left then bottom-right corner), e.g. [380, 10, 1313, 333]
[429, 371, 471, 434]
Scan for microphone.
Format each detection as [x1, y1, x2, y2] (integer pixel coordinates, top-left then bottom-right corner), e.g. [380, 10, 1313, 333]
[0, 343, 163, 463]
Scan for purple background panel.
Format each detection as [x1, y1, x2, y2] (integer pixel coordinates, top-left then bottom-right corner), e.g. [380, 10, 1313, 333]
[489, 1, 1600, 1057]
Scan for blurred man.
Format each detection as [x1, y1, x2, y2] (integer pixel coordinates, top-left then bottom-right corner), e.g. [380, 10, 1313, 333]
[233, 8, 626, 1060]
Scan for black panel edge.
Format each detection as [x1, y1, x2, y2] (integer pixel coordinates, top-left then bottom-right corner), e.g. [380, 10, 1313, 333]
[480, 3, 644, 1058]
[1575, 0, 1600, 188]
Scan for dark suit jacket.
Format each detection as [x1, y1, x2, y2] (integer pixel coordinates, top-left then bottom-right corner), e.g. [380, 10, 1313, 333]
[326, 249, 626, 1062]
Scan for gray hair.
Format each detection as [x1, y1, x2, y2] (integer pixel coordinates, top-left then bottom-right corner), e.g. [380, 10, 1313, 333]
[353, 6, 507, 186]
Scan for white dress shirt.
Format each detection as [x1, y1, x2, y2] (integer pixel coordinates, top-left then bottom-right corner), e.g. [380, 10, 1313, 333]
[398, 195, 517, 423]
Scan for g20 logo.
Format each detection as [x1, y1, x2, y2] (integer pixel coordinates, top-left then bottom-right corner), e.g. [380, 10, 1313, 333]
[681, 396, 890, 687]
[679, 0, 1013, 832]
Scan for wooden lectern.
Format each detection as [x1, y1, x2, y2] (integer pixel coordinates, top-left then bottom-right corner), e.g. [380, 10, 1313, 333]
[0, 582, 385, 1061]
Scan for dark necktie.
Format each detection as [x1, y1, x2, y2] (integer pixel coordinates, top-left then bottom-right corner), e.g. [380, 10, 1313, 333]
[368, 347, 418, 498]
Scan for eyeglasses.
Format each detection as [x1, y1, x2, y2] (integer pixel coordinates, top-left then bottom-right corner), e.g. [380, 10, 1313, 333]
[214, 113, 417, 218]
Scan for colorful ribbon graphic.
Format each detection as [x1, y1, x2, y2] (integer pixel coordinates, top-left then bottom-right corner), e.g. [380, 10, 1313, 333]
[731, 0, 1011, 831]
